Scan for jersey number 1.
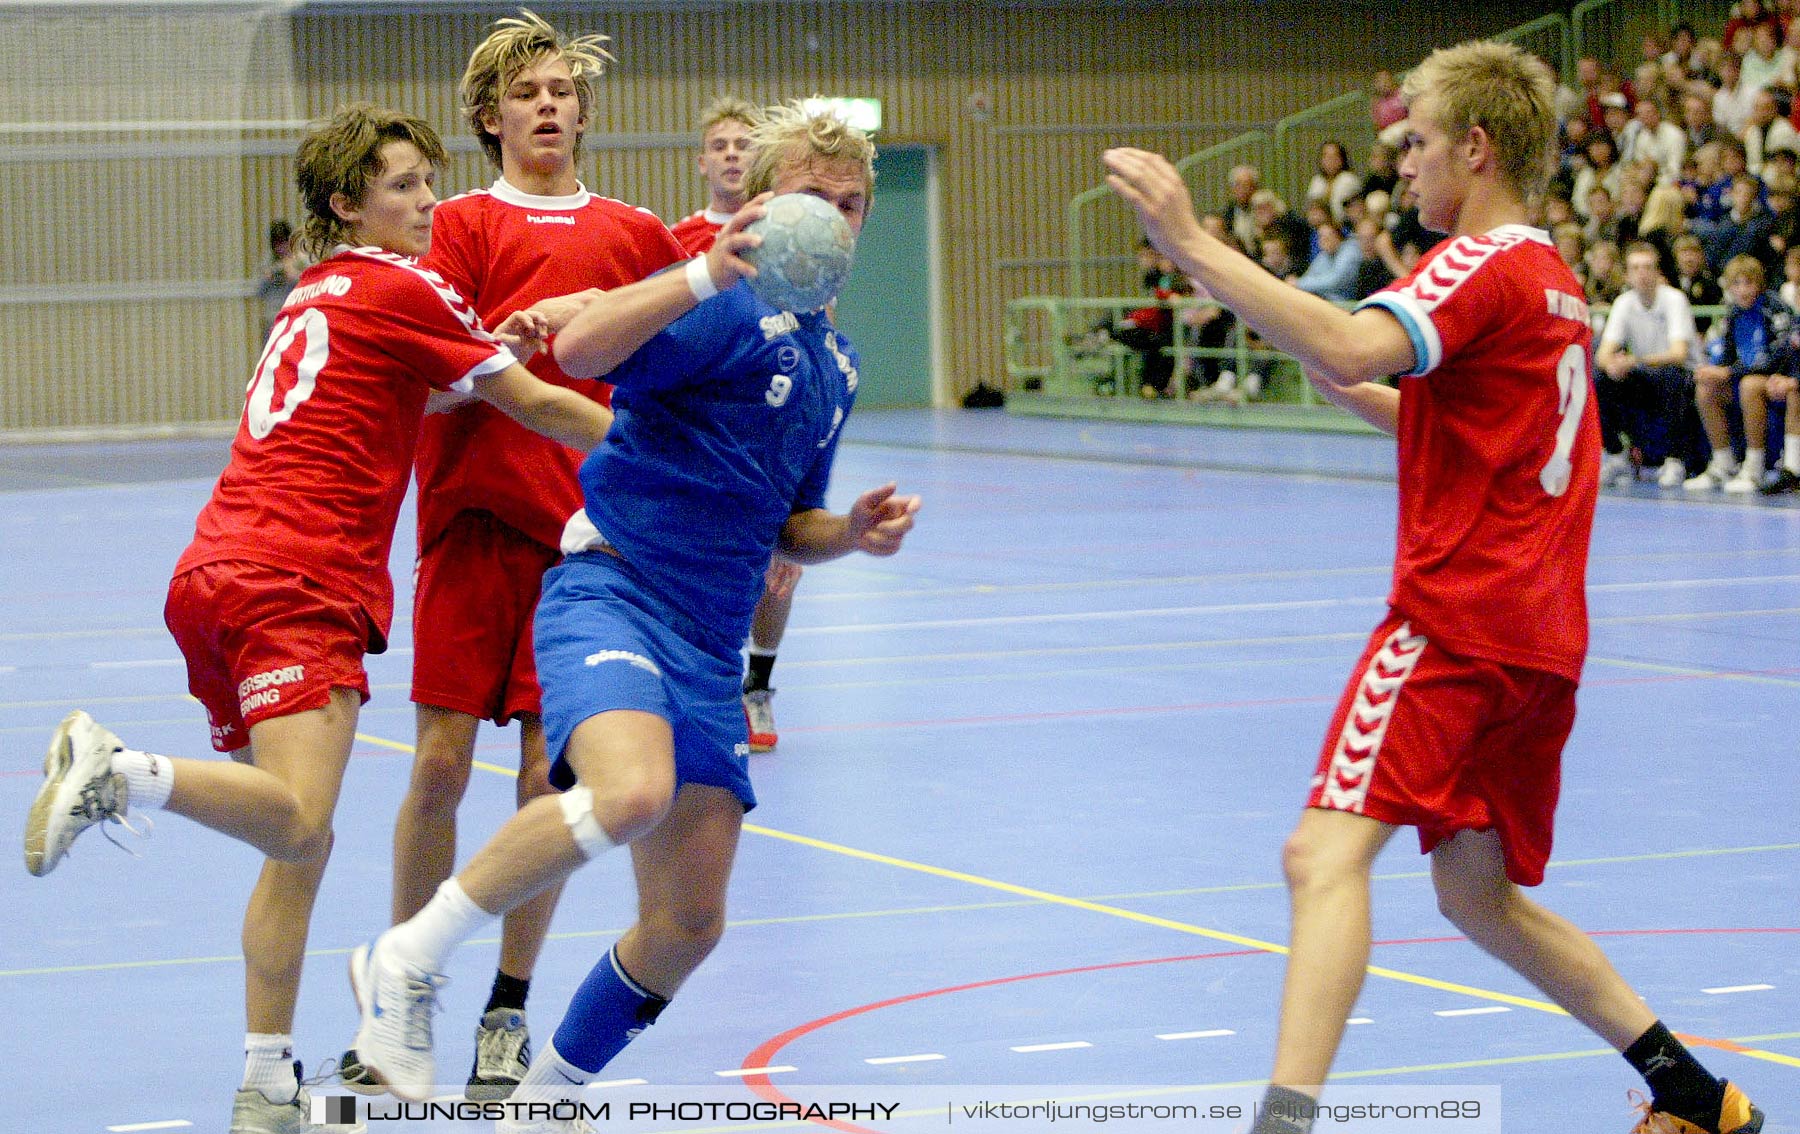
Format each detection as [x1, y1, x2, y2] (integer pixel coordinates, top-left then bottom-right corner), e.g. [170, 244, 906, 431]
[246, 308, 328, 439]
[1538, 343, 1588, 497]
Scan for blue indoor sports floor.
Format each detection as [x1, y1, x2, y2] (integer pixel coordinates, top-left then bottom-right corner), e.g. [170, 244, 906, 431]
[1, 409, 1794, 1133]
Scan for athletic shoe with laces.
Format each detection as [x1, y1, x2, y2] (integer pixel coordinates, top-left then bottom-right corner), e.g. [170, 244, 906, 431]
[1601, 452, 1635, 487]
[743, 687, 778, 752]
[230, 1061, 365, 1133]
[24, 710, 142, 876]
[1683, 464, 1735, 491]
[1723, 467, 1764, 493]
[334, 1046, 383, 1096]
[1628, 1080, 1764, 1133]
[467, 1007, 532, 1100]
[1759, 466, 1800, 494]
[348, 935, 447, 1102]
[1657, 458, 1688, 488]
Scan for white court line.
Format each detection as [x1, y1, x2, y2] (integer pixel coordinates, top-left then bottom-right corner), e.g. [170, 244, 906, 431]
[89, 658, 183, 669]
[1703, 984, 1775, 995]
[1011, 1041, 1093, 1053]
[864, 1053, 946, 1065]
[1347, 1017, 1374, 1025]
[1155, 1029, 1235, 1040]
[591, 1078, 650, 1088]
[714, 1066, 797, 1077]
[106, 1123, 193, 1132]
[1435, 1006, 1511, 1017]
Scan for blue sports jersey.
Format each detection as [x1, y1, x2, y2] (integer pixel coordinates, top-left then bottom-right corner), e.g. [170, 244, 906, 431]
[576, 281, 858, 649]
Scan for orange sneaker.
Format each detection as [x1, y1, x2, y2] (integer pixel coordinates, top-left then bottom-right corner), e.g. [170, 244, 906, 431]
[1630, 1082, 1764, 1133]
[743, 687, 778, 752]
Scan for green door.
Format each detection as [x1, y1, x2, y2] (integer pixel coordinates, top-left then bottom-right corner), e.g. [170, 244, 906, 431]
[833, 144, 938, 407]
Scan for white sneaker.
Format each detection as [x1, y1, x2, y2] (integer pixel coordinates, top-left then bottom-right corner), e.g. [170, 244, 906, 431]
[1683, 464, 1735, 491]
[1600, 452, 1634, 487]
[230, 1063, 365, 1133]
[1724, 468, 1764, 493]
[24, 710, 135, 876]
[1241, 372, 1264, 399]
[348, 935, 447, 1102]
[1656, 458, 1687, 488]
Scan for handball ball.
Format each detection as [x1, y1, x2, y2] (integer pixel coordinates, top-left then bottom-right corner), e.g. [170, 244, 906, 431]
[743, 193, 856, 313]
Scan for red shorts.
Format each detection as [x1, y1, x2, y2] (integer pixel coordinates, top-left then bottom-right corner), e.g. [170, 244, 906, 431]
[411, 510, 561, 724]
[1308, 611, 1576, 886]
[164, 561, 373, 753]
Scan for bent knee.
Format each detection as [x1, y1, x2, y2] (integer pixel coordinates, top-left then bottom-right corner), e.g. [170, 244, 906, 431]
[268, 817, 334, 863]
[590, 782, 674, 845]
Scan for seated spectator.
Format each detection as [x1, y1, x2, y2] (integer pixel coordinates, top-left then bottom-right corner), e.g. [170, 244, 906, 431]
[1739, 22, 1794, 94]
[1294, 220, 1362, 303]
[1723, 0, 1780, 62]
[1585, 184, 1623, 245]
[1743, 87, 1799, 173]
[1665, 21, 1701, 76]
[1351, 216, 1395, 300]
[1544, 192, 1578, 231]
[1682, 87, 1721, 151]
[1250, 189, 1312, 273]
[1553, 222, 1589, 285]
[1575, 55, 1613, 129]
[1620, 94, 1687, 182]
[1259, 231, 1297, 281]
[1370, 69, 1407, 142]
[1638, 181, 1689, 279]
[1767, 169, 1800, 258]
[1755, 369, 1800, 491]
[1672, 233, 1724, 331]
[1687, 253, 1796, 489]
[1586, 239, 1628, 306]
[1707, 171, 1779, 273]
[1573, 132, 1624, 218]
[1595, 242, 1704, 488]
[1307, 140, 1362, 225]
[1361, 140, 1400, 202]
[1614, 177, 1650, 246]
[256, 218, 310, 334]
[1220, 164, 1262, 259]
[1714, 52, 1757, 138]
[1780, 244, 1800, 306]
[1301, 199, 1334, 260]
[1113, 242, 1180, 398]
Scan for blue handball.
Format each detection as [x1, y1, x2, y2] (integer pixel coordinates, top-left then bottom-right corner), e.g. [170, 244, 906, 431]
[742, 193, 856, 313]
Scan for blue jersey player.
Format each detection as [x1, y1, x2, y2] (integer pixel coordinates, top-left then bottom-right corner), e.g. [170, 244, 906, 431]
[348, 104, 918, 1128]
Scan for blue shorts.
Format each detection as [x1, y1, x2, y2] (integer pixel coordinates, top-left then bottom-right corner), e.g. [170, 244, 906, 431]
[535, 552, 755, 812]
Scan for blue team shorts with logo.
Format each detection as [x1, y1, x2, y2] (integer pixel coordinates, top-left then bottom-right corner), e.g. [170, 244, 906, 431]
[535, 551, 755, 811]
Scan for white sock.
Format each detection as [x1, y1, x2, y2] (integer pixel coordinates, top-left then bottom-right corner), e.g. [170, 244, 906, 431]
[115, 749, 174, 812]
[1743, 447, 1765, 476]
[507, 1039, 590, 1105]
[1712, 451, 1739, 474]
[242, 1032, 297, 1103]
[383, 877, 492, 972]
[1785, 434, 1800, 473]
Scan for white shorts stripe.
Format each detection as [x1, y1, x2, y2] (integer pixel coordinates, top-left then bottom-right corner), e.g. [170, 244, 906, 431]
[1319, 622, 1427, 813]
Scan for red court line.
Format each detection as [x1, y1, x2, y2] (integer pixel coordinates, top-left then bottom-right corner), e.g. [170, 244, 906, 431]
[738, 929, 1799, 1131]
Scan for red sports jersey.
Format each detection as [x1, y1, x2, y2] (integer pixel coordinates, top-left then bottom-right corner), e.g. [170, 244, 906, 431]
[1358, 224, 1599, 682]
[176, 248, 514, 641]
[669, 208, 729, 255]
[416, 180, 687, 549]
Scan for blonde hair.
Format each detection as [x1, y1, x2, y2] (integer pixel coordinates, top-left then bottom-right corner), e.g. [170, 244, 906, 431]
[1640, 183, 1688, 234]
[296, 104, 446, 258]
[460, 9, 612, 170]
[742, 99, 877, 210]
[698, 95, 761, 141]
[1402, 39, 1558, 198]
[1722, 253, 1766, 288]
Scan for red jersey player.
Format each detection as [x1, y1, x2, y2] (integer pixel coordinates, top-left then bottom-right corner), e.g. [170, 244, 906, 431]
[343, 11, 686, 1101]
[670, 96, 806, 752]
[22, 104, 616, 1134]
[1106, 41, 1763, 1134]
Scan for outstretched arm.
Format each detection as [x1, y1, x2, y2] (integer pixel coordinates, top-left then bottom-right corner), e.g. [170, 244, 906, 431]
[469, 362, 614, 452]
[1103, 147, 1416, 388]
[779, 482, 921, 564]
[556, 196, 769, 379]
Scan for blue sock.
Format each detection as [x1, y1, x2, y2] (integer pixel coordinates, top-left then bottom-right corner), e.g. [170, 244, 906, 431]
[552, 945, 669, 1073]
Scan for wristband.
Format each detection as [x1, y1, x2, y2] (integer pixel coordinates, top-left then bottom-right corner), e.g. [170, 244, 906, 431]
[686, 256, 719, 302]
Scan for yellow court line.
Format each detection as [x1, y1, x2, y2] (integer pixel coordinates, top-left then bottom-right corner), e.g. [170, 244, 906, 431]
[742, 822, 1566, 1015]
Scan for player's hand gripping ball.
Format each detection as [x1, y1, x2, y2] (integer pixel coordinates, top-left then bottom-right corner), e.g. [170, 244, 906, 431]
[743, 193, 856, 313]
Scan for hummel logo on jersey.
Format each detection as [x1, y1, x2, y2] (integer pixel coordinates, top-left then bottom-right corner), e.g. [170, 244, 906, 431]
[527, 214, 575, 225]
[825, 331, 858, 391]
[584, 649, 661, 676]
[1320, 624, 1426, 813]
